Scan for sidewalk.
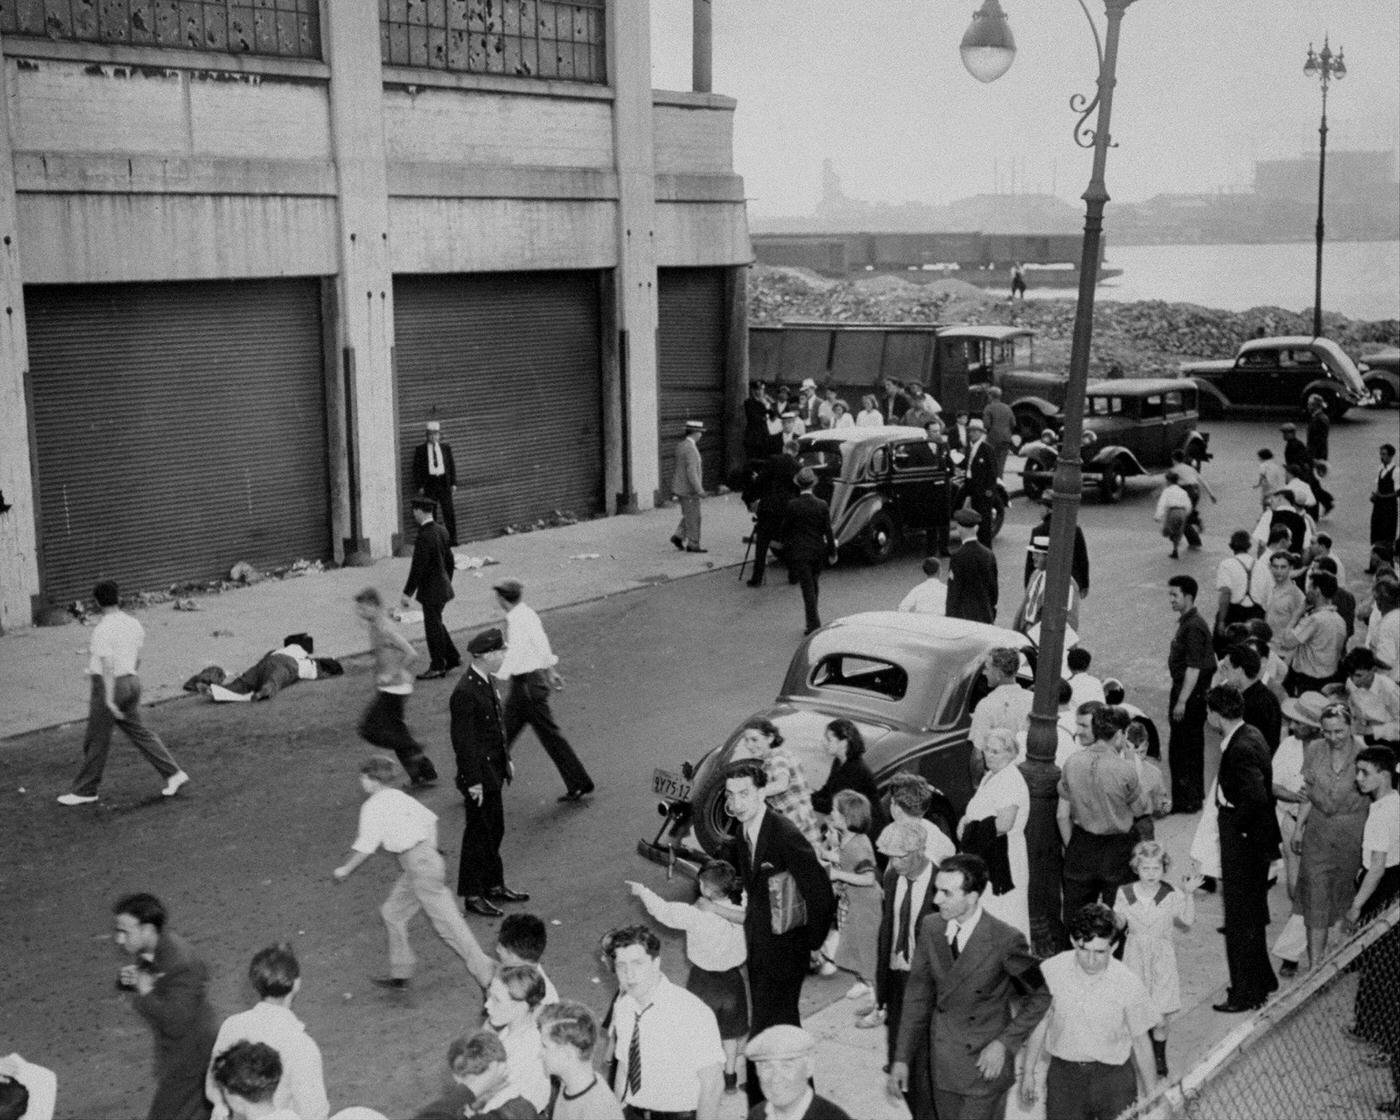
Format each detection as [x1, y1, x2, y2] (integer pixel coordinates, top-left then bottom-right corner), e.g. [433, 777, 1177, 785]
[0, 496, 757, 742]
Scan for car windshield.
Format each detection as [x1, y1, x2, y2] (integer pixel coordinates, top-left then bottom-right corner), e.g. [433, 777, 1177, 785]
[810, 654, 908, 701]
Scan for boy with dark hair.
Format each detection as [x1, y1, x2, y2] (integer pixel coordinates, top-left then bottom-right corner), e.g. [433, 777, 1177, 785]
[353, 587, 437, 787]
[206, 944, 328, 1120]
[538, 1001, 622, 1120]
[209, 1042, 284, 1120]
[495, 914, 558, 1005]
[417, 1031, 536, 1120]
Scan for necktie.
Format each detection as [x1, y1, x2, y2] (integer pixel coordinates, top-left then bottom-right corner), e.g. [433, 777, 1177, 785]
[627, 1007, 646, 1095]
[429, 441, 442, 474]
[948, 922, 961, 960]
[895, 881, 913, 960]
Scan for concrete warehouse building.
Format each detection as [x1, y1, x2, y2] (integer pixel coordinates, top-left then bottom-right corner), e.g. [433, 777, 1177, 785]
[0, 0, 750, 631]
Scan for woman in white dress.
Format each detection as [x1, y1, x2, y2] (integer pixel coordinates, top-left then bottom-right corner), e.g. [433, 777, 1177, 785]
[957, 728, 1030, 938]
[855, 394, 883, 427]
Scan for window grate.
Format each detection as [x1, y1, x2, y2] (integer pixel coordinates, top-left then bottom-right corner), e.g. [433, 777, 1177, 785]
[0, 1, 322, 61]
[379, 0, 606, 83]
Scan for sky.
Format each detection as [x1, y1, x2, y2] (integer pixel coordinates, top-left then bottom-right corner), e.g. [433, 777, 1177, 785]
[649, 0, 1400, 218]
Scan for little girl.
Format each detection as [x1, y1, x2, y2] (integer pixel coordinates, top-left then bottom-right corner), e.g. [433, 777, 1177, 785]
[822, 790, 883, 1003]
[1114, 841, 1200, 1078]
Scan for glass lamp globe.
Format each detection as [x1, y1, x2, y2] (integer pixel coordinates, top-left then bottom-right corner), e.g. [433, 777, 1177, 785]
[961, 0, 1017, 83]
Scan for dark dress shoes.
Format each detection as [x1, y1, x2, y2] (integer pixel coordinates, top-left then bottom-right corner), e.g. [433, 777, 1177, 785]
[371, 976, 409, 990]
[558, 783, 596, 803]
[487, 886, 530, 903]
[1212, 998, 1262, 1014]
[685, 545, 709, 553]
[416, 669, 447, 681]
[462, 896, 505, 918]
[746, 578, 763, 588]
[670, 535, 685, 550]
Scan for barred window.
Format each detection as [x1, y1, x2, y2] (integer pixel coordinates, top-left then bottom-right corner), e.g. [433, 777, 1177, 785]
[0, 1, 322, 60]
[380, 0, 606, 84]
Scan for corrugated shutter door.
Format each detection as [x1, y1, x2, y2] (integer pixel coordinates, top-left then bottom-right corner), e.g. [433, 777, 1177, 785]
[393, 272, 603, 542]
[657, 268, 727, 490]
[26, 280, 330, 605]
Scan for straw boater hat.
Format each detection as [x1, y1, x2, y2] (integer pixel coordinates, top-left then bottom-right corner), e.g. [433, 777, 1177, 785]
[425, 419, 441, 432]
[684, 419, 704, 431]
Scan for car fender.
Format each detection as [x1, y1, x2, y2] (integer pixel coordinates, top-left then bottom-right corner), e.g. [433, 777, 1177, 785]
[1363, 370, 1399, 406]
[1020, 442, 1058, 469]
[1009, 395, 1062, 422]
[1187, 379, 1229, 417]
[1303, 376, 1362, 407]
[833, 492, 885, 550]
[1089, 447, 1144, 476]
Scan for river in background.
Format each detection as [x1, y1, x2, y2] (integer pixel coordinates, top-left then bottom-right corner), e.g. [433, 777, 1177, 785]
[1028, 239, 1399, 323]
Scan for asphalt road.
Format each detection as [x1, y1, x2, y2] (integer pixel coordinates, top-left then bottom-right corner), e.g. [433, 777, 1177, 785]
[1, 408, 1390, 1119]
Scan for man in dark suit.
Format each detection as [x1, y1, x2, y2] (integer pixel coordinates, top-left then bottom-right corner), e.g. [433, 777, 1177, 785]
[450, 628, 527, 919]
[780, 467, 837, 634]
[412, 419, 459, 545]
[745, 447, 801, 588]
[872, 821, 940, 1120]
[744, 380, 775, 461]
[112, 893, 219, 1120]
[1023, 496, 1090, 598]
[964, 417, 999, 546]
[1167, 575, 1217, 813]
[1221, 644, 1283, 754]
[888, 854, 1050, 1120]
[720, 758, 835, 1108]
[403, 497, 459, 679]
[946, 515, 999, 625]
[1205, 684, 1282, 1012]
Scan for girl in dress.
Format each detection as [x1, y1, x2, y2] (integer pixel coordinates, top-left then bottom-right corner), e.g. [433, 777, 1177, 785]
[1114, 841, 1202, 1079]
[821, 790, 883, 1003]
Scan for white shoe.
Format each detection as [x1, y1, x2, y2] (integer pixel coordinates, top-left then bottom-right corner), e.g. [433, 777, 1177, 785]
[845, 981, 873, 1001]
[208, 684, 252, 703]
[57, 792, 99, 806]
[162, 772, 190, 797]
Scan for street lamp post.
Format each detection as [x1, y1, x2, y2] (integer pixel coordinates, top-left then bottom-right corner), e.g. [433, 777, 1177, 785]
[1303, 37, 1345, 339]
[960, 0, 1138, 954]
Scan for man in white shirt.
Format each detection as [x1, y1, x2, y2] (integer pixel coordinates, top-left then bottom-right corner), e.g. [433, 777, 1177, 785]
[1065, 649, 1105, 713]
[412, 418, 459, 546]
[205, 945, 329, 1120]
[604, 925, 724, 1120]
[58, 579, 188, 806]
[898, 557, 947, 615]
[969, 648, 1034, 756]
[1214, 530, 1271, 636]
[331, 756, 493, 991]
[1345, 649, 1400, 747]
[493, 578, 595, 802]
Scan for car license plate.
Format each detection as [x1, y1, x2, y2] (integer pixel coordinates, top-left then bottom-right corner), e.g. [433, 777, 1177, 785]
[652, 768, 692, 801]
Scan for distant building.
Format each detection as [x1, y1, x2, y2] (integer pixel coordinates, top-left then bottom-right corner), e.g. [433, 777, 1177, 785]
[0, 1, 750, 629]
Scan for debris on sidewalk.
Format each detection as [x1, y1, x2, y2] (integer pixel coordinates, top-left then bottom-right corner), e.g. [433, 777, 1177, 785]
[228, 560, 260, 584]
[454, 553, 500, 570]
[501, 509, 584, 535]
[569, 553, 602, 561]
[172, 598, 202, 611]
[390, 607, 424, 624]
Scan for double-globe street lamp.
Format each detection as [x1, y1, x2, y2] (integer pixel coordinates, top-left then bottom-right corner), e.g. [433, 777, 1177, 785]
[1303, 37, 1346, 340]
[957, 0, 1138, 952]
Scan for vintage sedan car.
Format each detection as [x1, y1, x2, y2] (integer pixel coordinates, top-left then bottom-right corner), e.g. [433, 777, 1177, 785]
[638, 613, 1032, 869]
[1019, 379, 1211, 502]
[791, 426, 1008, 563]
[1359, 347, 1399, 409]
[1178, 336, 1371, 419]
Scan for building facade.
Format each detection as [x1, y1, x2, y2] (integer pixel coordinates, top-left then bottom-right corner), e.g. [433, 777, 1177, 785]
[0, 0, 750, 630]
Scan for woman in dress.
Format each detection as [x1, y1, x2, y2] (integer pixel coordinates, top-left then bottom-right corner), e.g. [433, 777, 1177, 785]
[825, 790, 883, 1004]
[730, 717, 822, 847]
[1295, 703, 1368, 969]
[1270, 691, 1327, 975]
[956, 728, 1030, 938]
[1370, 443, 1398, 550]
[812, 719, 886, 835]
[855, 394, 883, 428]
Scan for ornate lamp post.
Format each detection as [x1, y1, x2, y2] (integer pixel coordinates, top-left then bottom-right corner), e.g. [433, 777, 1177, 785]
[1303, 37, 1345, 339]
[960, 0, 1138, 954]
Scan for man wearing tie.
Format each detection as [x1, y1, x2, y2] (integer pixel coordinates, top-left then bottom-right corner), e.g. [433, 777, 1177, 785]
[871, 821, 940, 1120]
[888, 853, 1050, 1120]
[963, 418, 999, 547]
[412, 419, 459, 546]
[720, 759, 835, 1108]
[449, 628, 528, 919]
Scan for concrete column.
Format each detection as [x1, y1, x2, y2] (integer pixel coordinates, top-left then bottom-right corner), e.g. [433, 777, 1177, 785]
[693, 0, 713, 94]
[324, 0, 397, 561]
[0, 46, 42, 630]
[609, 0, 660, 511]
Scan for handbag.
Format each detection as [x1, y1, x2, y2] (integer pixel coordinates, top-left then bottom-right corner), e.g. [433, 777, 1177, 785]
[768, 870, 808, 935]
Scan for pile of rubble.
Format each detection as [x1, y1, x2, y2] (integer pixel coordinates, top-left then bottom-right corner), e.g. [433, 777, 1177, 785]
[749, 266, 1399, 379]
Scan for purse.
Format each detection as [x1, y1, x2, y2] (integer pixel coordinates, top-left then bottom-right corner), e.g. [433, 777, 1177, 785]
[768, 870, 808, 935]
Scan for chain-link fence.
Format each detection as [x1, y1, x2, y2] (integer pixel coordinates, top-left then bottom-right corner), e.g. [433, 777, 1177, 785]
[1124, 900, 1400, 1120]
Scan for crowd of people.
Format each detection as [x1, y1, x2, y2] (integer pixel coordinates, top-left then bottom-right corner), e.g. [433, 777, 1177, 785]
[11, 388, 1400, 1120]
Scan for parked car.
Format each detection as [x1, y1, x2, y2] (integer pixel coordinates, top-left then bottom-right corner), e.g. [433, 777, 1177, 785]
[1178, 336, 1371, 419]
[1359, 347, 1400, 409]
[638, 611, 1163, 871]
[789, 426, 1008, 564]
[1019, 379, 1211, 502]
[638, 613, 1028, 869]
[951, 325, 1077, 442]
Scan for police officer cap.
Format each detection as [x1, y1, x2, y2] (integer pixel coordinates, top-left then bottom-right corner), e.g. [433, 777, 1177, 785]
[467, 628, 505, 656]
[745, 1025, 816, 1062]
[953, 508, 982, 527]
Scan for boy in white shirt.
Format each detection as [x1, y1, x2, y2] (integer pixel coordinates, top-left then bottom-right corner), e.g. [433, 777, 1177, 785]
[1154, 471, 1195, 559]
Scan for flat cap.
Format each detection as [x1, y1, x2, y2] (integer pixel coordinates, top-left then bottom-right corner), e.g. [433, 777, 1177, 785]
[467, 628, 505, 656]
[953, 508, 982, 527]
[1280, 422, 1297, 432]
[745, 1025, 816, 1062]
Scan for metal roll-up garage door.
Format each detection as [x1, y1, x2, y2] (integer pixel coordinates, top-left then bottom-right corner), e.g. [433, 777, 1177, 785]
[393, 272, 604, 542]
[26, 279, 331, 605]
[657, 268, 727, 490]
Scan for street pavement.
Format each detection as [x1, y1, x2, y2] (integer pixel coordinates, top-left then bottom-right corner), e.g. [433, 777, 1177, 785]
[0, 409, 1390, 1119]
